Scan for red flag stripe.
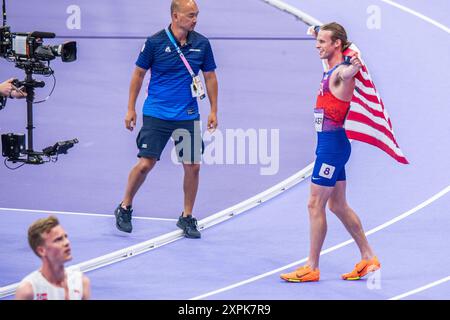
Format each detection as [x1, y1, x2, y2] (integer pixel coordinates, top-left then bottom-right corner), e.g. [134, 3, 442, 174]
[355, 73, 376, 90]
[345, 120, 403, 154]
[352, 90, 384, 113]
[355, 81, 377, 98]
[378, 98, 393, 130]
[347, 104, 393, 134]
[351, 96, 386, 118]
[346, 130, 409, 164]
[355, 82, 381, 103]
[355, 85, 382, 104]
[357, 68, 372, 82]
[351, 99, 393, 131]
[346, 111, 399, 147]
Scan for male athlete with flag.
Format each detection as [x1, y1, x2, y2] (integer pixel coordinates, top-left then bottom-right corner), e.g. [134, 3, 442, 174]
[281, 22, 407, 283]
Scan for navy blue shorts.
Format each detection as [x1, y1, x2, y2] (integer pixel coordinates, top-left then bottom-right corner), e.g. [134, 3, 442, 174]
[136, 115, 204, 163]
[311, 129, 351, 187]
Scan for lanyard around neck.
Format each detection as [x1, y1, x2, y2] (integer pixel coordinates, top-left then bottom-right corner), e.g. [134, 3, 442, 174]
[165, 27, 196, 78]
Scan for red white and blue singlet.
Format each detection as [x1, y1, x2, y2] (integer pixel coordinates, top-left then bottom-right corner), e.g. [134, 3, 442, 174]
[311, 62, 352, 187]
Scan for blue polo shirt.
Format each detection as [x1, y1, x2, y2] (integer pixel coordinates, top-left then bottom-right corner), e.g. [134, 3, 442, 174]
[136, 26, 216, 121]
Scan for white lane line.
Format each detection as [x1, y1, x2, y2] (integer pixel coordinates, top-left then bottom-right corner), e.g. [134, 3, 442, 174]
[389, 276, 450, 300]
[263, 0, 449, 34]
[0, 164, 316, 298]
[0, 207, 177, 222]
[190, 185, 450, 300]
[380, 0, 450, 34]
[260, 0, 322, 26]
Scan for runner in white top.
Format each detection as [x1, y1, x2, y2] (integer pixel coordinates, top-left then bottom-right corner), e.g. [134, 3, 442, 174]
[15, 215, 90, 300]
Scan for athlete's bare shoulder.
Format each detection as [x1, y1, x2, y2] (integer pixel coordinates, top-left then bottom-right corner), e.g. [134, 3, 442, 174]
[82, 274, 91, 300]
[15, 281, 34, 300]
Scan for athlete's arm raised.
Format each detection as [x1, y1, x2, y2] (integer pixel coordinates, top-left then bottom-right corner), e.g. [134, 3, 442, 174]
[339, 54, 362, 81]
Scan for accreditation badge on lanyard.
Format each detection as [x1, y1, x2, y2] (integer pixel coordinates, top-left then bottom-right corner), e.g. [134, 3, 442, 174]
[191, 75, 206, 99]
[165, 28, 206, 100]
[314, 108, 324, 132]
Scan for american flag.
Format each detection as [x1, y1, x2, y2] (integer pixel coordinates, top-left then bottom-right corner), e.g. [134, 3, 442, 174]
[324, 44, 409, 164]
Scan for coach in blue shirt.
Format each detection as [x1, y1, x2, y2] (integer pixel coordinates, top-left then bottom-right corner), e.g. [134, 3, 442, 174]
[115, 0, 218, 238]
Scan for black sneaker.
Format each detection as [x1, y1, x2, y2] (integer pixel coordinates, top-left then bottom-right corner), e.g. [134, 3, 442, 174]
[114, 203, 133, 233]
[177, 214, 201, 239]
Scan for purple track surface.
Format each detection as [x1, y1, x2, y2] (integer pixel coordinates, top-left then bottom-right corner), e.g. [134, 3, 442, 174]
[1, 0, 449, 300]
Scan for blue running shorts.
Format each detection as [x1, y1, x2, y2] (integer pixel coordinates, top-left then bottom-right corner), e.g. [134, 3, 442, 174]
[311, 129, 351, 187]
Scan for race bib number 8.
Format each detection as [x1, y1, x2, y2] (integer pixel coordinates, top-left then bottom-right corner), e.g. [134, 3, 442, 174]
[319, 163, 335, 179]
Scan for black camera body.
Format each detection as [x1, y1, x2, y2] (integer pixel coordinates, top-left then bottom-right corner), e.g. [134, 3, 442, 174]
[1, 26, 77, 75]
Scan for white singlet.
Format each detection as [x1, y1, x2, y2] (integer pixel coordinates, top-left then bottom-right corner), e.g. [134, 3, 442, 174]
[19, 268, 83, 300]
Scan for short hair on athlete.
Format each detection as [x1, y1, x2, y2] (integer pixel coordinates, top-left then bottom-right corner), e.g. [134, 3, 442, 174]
[320, 22, 352, 51]
[28, 215, 60, 257]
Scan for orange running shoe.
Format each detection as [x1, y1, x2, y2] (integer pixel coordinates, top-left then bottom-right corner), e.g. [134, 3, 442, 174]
[280, 265, 320, 282]
[341, 256, 381, 280]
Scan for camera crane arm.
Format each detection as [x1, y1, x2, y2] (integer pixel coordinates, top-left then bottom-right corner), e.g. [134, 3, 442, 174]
[1, 0, 78, 167]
